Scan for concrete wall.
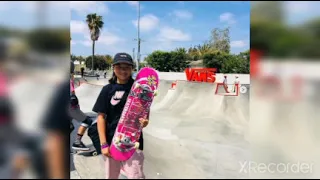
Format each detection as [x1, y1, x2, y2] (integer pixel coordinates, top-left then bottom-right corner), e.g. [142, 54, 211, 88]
[158, 72, 250, 84]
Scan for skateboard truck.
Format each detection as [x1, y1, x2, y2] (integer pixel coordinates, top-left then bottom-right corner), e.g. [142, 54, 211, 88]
[114, 135, 140, 149]
[115, 137, 121, 144]
[134, 83, 158, 96]
[134, 142, 139, 149]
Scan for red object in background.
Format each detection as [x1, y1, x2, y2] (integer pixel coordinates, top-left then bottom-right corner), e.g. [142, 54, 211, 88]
[171, 81, 177, 89]
[185, 68, 217, 83]
[250, 49, 263, 78]
[0, 71, 8, 97]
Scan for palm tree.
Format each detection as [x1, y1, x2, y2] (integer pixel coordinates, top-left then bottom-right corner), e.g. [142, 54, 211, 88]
[86, 13, 104, 73]
[175, 47, 187, 54]
[197, 42, 213, 57]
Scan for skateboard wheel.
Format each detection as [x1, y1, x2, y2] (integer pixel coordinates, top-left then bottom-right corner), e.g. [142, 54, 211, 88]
[135, 83, 140, 89]
[115, 137, 120, 144]
[92, 151, 98, 156]
[134, 142, 140, 149]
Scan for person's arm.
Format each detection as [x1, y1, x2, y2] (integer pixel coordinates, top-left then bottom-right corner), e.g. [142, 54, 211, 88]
[45, 131, 66, 179]
[42, 81, 69, 179]
[92, 85, 109, 144]
[97, 113, 107, 144]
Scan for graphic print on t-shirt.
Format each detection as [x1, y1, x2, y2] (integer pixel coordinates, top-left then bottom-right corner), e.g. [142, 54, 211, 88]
[111, 91, 125, 106]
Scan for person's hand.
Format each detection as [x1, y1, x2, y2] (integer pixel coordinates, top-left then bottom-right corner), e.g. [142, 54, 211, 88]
[101, 147, 112, 158]
[12, 153, 29, 173]
[139, 118, 149, 128]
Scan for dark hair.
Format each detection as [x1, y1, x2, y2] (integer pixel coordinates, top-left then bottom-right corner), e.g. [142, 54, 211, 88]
[108, 71, 134, 84]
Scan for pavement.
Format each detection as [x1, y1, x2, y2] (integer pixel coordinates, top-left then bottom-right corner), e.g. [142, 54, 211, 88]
[70, 75, 251, 179]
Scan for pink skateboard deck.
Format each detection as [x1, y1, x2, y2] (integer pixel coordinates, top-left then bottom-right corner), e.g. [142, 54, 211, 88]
[110, 67, 159, 161]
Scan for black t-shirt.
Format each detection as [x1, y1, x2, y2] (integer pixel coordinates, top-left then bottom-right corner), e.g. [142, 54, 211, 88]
[92, 80, 144, 151]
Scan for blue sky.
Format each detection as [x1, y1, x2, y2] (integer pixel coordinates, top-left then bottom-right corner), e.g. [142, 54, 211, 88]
[0, 2, 69, 30]
[71, 1, 251, 59]
[0, 1, 318, 59]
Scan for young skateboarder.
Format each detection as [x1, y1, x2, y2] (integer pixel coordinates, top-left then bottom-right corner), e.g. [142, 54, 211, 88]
[93, 53, 149, 179]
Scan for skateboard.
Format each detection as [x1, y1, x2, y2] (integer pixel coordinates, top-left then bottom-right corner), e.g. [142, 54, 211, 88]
[110, 67, 159, 161]
[72, 146, 98, 156]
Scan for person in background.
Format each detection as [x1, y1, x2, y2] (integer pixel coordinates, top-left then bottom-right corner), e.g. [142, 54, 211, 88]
[69, 61, 92, 151]
[233, 75, 240, 93]
[223, 75, 229, 93]
[81, 67, 85, 78]
[0, 39, 31, 179]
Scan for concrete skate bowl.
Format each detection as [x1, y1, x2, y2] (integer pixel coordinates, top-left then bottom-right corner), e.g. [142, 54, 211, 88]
[143, 80, 250, 179]
[72, 83, 103, 112]
[70, 80, 251, 179]
[153, 80, 174, 104]
[248, 80, 320, 179]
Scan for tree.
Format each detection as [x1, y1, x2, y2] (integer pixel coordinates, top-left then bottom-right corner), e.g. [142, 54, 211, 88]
[139, 62, 147, 69]
[202, 50, 249, 74]
[221, 54, 249, 74]
[187, 46, 200, 61]
[86, 13, 104, 72]
[71, 54, 77, 62]
[103, 55, 113, 69]
[145, 51, 172, 72]
[145, 49, 189, 72]
[203, 51, 229, 73]
[78, 56, 85, 64]
[209, 27, 231, 54]
[238, 50, 249, 62]
[85, 55, 109, 71]
[197, 42, 214, 58]
[170, 50, 189, 72]
[28, 28, 69, 53]
[175, 47, 187, 54]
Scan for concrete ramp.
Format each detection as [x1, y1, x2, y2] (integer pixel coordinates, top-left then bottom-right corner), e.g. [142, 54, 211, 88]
[152, 80, 173, 105]
[145, 81, 250, 178]
[74, 83, 103, 112]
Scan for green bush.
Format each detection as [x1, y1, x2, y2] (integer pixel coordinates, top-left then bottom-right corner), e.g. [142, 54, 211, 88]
[28, 28, 69, 53]
[203, 51, 229, 73]
[203, 50, 249, 74]
[145, 50, 189, 72]
[85, 55, 111, 71]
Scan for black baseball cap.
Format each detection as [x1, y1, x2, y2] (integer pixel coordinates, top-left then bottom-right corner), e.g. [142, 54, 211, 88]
[113, 53, 134, 66]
